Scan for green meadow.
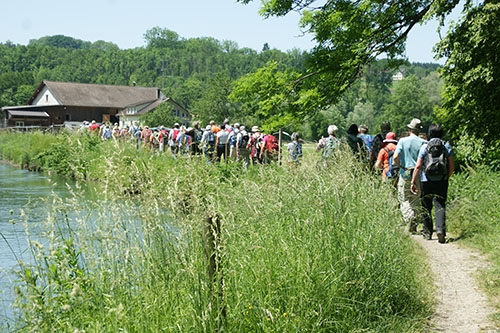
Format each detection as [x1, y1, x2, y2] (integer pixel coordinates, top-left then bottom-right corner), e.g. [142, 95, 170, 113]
[0, 130, 498, 332]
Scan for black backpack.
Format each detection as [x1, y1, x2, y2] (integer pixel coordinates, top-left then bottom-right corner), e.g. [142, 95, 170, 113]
[424, 139, 448, 179]
[239, 132, 250, 148]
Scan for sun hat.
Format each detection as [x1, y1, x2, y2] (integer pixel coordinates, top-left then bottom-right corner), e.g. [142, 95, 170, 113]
[251, 126, 260, 132]
[383, 132, 398, 143]
[407, 118, 423, 130]
[327, 125, 338, 135]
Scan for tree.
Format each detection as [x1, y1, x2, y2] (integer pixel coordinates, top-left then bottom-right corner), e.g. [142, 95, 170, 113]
[191, 73, 236, 125]
[229, 61, 322, 131]
[381, 75, 433, 135]
[346, 101, 376, 132]
[237, 0, 446, 102]
[144, 27, 181, 49]
[140, 102, 180, 128]
[236, 0, 500, 147]
[435, 2, 500, 147]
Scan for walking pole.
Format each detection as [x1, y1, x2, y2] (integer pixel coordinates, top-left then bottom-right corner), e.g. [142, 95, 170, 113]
[278, 128, 282, 166]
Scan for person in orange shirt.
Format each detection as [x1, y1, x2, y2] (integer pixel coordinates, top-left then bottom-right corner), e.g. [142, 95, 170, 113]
[375, 132, 398, 184]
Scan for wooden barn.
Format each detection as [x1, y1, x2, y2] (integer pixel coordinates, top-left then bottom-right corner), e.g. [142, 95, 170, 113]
[1, 81, 189, 130]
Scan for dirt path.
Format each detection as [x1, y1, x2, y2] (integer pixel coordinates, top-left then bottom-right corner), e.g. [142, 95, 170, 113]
[412, 234, 498, 332]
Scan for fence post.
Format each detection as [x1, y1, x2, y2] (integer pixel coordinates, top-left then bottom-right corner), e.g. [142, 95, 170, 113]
[203, 213, 226, 327]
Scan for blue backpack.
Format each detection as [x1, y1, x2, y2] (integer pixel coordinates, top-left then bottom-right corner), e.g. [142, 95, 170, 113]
[384, 148, 399, 178]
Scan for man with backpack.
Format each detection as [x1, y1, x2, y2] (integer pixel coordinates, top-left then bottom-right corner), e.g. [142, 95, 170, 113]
[410, 124, 455, 243]
[201, 124, 216, 163]
[346, 124, 368, 162]
[287, 132, 303, 165]
[394, 118, 426, 233]
[168, 123, 181, 157]
[358, 125, 373, 153]
[261, 132, 279, 164]
[317, 124, 340, 168]
[236, 125, 250, 170]
[228, 123, 240, 160]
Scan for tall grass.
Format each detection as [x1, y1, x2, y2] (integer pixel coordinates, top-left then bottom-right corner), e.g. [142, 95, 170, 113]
[1, 131, 435, 331]
[447, 167, 500, 325]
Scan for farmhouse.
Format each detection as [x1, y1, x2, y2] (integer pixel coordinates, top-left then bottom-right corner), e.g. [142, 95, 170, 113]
[1, 81, 190, 130]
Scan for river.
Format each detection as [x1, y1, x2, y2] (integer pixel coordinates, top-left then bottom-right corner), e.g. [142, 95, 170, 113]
[0, 162, 96, 325]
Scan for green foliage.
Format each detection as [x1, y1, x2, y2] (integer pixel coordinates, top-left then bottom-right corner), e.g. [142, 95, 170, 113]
[448, 168, 500, 242]
[1, 27, 445, 143]
[2, 132, 434, 331]
[229, 61, 318, 130]
[139, 102, 181, 128]
[381, 75, 433, 134]
[436, 2, 500, 148]
[0, 131, 58, 168]
[452, 130, 500, 171]
[28, 35, 92, 49]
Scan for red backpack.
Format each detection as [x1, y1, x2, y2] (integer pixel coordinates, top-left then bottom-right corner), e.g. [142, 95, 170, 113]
[265, 134, 279, 152]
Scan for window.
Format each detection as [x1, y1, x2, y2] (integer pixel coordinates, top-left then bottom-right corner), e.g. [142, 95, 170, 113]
[45, 94, 49, 102]
[15, 121, 24, 127]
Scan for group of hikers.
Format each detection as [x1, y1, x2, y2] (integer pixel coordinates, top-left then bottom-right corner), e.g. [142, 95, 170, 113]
[329, 118, 454, 244]
[83, 119, 286, 169]
[83, 116, 454, 244]
[338, 118, 455, 245]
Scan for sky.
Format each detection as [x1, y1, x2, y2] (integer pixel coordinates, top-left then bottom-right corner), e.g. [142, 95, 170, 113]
[0, 0, 459, 64]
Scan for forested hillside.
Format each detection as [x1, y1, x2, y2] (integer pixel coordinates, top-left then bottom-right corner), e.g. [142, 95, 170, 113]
[0, 28, 443, 139]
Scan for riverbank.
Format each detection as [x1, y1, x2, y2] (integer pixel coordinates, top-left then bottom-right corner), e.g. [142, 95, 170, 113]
[0, 130, 498, 331]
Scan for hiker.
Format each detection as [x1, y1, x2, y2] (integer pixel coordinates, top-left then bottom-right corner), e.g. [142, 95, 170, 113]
[150, 128, 162, 151]
[112, 123, 120, 139]
[89, 120, 100, 133]
[261, 131, 279, 164]
[287, 132, 303, 165]
[176, 125, 188, 156]
[201, 124, 216, 163]
[358, 125, 373, 153]
[101, 124, 112, 141]
[370, 121, 391, 170]
[248, 126, 263, 165]
[228, 123, 240, 160]
[236, 125, 251, 170]
[375, 132, 399, 186]
[140, 126, 152, 149]
[159, 126, 168, 152]
[345, 124, 368, 162]
[317, 124, 340, 168]
[215, 124, 229, 162]
[168, 123, 181, 158]
[410, 124, 455, 243]
[189, 122, 203, 155]
[394, 118, 426, 233]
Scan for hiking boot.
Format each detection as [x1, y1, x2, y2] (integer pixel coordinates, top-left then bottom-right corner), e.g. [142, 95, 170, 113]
[437, 232, 446, 244]
[422, 231, 432, 240]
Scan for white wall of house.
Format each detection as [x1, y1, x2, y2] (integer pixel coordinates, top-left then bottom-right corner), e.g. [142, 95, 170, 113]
[32, 86, 60, 106]
[119, 116, 141, 129]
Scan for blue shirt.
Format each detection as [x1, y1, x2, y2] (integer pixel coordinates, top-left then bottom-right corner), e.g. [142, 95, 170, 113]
[395, 134, 426, 178]
[417, 139, 453, 182]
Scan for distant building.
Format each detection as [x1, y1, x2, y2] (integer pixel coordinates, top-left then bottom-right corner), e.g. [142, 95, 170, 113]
[392, 71, 404, 81]
[1, 80, 190, 130]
